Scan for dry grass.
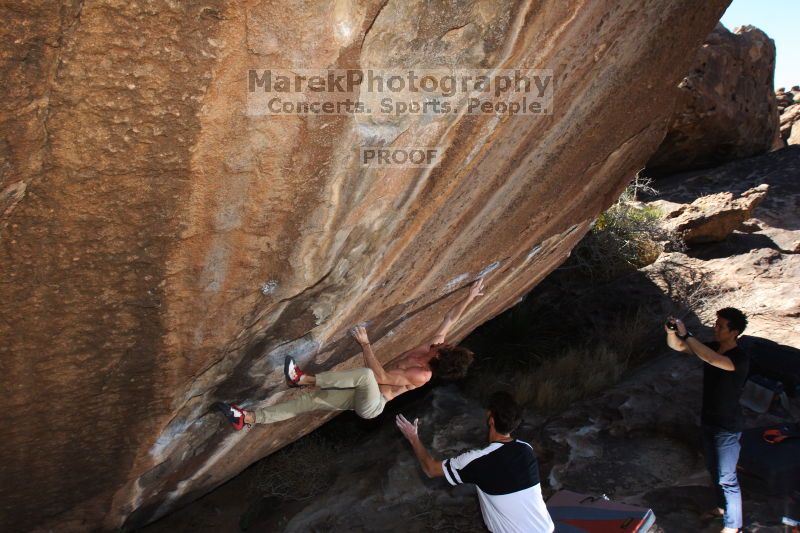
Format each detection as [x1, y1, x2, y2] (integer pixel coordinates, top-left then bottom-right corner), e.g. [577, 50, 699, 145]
[465, 299, 656, 415]
[514, 343, 630, 413]
[409, 496, 486, 532]
[463, 177, 680, 413]
[249, 411, 373, 504]
[251, 433, 339, 502]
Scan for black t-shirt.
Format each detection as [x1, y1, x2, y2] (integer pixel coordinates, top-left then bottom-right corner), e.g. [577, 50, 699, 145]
[701, 341, 750, 431]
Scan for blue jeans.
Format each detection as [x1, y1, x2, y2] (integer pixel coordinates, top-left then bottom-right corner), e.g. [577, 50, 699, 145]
[702, 425, 743, 529]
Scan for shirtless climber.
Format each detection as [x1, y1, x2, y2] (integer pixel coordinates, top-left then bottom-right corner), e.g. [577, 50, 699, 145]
[214, 279, 484, 430]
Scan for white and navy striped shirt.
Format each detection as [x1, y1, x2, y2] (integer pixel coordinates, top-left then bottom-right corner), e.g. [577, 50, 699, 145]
[443, 440, 554, 533]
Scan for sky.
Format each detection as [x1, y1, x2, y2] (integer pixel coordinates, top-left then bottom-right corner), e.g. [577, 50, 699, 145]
[720, 0, 799, 89]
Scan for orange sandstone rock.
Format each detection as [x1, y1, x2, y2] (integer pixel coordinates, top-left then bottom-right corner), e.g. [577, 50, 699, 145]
[0, 1, 729, 530]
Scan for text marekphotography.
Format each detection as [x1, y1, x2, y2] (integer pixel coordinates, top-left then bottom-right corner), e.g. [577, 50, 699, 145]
[247, 69, 553, 116]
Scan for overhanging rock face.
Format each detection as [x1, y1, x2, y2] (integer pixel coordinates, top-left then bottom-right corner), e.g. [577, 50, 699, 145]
[0, 1, 729, 530]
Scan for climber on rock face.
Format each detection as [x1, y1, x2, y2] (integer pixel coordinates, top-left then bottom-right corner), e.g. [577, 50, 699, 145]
[214, 278, 484, 429]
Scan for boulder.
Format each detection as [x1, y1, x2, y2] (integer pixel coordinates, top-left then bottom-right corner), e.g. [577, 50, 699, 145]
[0, 1, 731, 531]
[777, 89, 795, 110]
[648, 145, 800, 254]
[645, 24, 779, 177]
[790, 121, 800, 146]
[781, 104, 800, 142]
[654, 185, 768, 244]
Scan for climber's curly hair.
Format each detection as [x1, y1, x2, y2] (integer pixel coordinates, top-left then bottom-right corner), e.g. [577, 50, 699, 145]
[429, 345, 475, 381]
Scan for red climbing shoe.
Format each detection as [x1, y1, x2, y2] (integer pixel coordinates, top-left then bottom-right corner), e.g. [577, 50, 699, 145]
[284, 356, 305, 387]
[213, 402, 248, 431]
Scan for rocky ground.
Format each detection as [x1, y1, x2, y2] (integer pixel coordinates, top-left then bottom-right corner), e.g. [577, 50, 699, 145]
[142, 148, 799, 532]
[141, 363, 798, 533]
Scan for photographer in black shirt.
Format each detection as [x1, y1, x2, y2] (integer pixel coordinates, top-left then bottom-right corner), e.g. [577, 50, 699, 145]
[666, 308, 749, 533]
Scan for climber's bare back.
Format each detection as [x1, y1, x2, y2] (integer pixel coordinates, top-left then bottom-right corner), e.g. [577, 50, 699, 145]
[378, 344, 434, 400]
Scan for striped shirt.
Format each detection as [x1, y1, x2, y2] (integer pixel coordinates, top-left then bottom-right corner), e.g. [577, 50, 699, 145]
[443, 440, 554, 533]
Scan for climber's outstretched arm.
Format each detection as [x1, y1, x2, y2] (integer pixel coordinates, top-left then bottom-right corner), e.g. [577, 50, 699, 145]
[430, 278, 485, 344]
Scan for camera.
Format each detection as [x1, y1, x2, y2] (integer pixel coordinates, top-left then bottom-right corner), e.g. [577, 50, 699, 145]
[665, 319, 678, 331]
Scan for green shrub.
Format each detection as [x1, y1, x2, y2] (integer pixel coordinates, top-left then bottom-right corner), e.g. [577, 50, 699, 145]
[565, 177, 679, 282]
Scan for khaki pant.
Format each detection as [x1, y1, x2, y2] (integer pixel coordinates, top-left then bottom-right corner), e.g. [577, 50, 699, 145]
[253, 367, 388, 424]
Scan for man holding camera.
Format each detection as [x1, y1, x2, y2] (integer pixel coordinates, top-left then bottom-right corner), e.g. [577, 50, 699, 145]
[666, 308, 750, 533]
